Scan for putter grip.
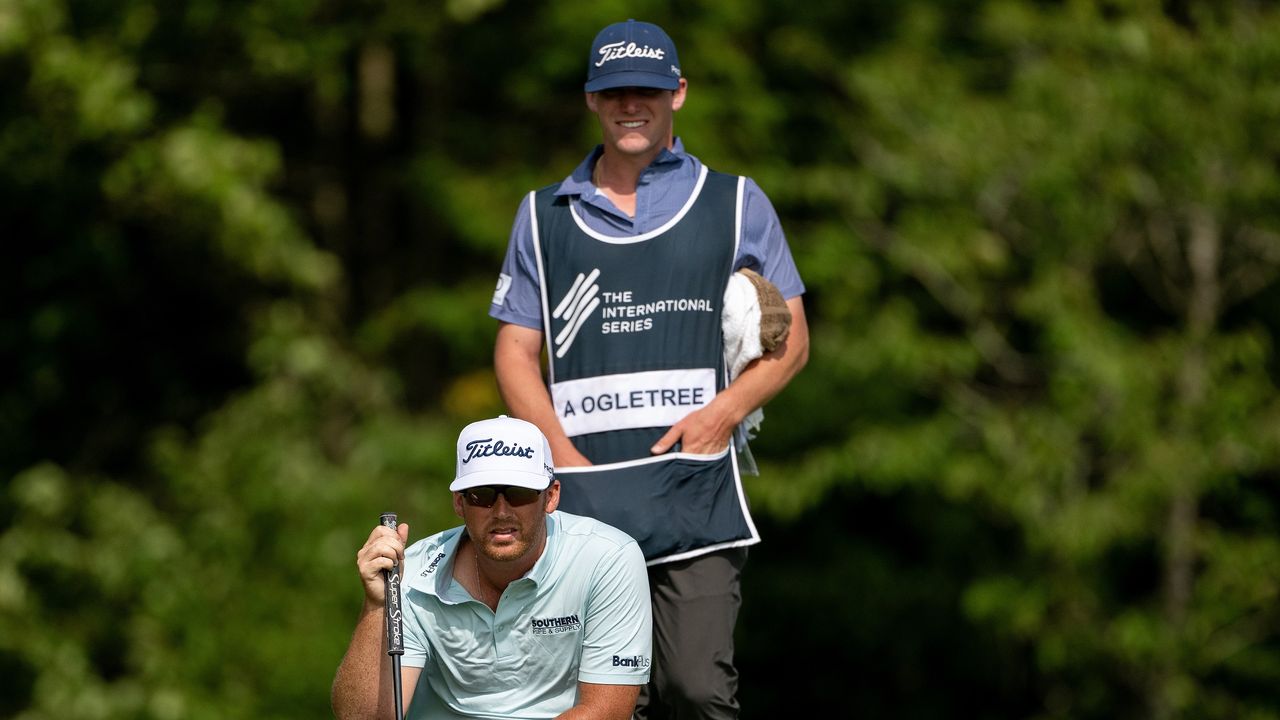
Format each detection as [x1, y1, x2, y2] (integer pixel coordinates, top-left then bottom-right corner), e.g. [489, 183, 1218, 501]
[380, 512, 404, 656]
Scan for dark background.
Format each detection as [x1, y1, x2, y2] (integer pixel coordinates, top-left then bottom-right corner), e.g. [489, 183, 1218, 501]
[3, 1, 1279, 717]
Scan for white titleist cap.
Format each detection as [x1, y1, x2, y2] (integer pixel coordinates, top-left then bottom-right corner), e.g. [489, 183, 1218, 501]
[450, 415, 554, 492]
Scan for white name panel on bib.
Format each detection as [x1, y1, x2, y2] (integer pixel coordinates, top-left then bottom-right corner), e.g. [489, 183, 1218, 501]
[552, 369, 717, 437]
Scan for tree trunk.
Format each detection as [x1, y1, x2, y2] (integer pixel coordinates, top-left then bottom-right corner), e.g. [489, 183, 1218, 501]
[1152, 206, 1220, 719]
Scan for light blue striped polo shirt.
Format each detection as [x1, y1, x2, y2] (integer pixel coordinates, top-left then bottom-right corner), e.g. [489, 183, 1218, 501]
[399, 511, 651, 719]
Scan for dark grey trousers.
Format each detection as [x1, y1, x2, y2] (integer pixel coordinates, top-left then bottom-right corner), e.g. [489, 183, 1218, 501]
[634, 547, 748, 720]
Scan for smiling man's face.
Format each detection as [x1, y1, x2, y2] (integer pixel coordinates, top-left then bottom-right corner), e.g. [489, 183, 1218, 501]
[586, 79, 687, 162]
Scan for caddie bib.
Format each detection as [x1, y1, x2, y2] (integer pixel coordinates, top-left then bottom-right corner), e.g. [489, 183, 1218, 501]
[528, 165, 760, 564]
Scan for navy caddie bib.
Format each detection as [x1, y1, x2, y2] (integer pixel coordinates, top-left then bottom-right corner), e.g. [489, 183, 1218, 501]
[528, 165, 760, 564]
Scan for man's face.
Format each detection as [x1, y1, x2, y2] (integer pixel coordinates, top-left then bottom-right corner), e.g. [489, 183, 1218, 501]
[586, 79, 687, 159]
[453, 480, 560, 563]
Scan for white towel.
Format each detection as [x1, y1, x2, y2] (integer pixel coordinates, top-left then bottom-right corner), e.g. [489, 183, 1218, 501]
[722, 272, 767, 439]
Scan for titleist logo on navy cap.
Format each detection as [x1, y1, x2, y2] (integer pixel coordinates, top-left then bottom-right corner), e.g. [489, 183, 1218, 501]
[595, 40, 667, 67]
[584, 19, 681, 92]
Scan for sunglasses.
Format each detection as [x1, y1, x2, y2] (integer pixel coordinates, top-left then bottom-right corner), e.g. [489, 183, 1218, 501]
[461, 485, 546, 508]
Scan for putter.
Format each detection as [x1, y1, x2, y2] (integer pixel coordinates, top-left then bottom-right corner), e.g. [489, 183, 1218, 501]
[380, 512, 405, 720]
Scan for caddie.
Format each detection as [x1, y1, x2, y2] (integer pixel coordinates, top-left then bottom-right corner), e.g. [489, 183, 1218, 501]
[488, 18, 809, 720]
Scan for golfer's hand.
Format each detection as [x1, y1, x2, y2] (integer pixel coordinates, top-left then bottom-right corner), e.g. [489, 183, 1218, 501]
[650, 405, 735, 456]
[356, 522, 410, 607]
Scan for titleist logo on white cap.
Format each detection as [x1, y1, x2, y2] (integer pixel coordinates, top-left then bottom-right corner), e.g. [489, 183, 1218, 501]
[450, 415, 554, 492]
[461, 437, 535, 463]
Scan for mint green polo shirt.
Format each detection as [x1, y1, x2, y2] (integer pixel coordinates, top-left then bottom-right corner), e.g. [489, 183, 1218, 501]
[400, 511, 652, 719]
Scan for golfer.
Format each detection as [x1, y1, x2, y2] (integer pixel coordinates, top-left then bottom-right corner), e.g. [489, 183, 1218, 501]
[331, 415, 652, 720]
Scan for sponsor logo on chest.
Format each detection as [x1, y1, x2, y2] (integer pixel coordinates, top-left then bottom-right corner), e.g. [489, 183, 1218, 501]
[530, 613, 582, 636]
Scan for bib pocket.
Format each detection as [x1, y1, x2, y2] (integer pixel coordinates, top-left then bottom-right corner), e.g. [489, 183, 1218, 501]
[556, 452, 757, 563]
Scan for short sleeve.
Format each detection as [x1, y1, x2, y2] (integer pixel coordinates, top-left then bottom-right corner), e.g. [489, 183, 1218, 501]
[399, 557, 431, 669]
[400, 605, 430, 669]
[736, 178, 806, 300]
[577, 541, 653, 685]
[489, 192, 545, 329]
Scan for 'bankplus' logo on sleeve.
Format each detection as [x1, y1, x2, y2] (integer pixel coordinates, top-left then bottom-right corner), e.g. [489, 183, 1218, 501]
[612, 654, 651, 668]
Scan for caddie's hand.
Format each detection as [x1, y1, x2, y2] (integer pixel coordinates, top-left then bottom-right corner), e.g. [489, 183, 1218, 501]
[552, 443, 594, 467]
[650, 405, 735, 456]
[355, 522, 410, 606]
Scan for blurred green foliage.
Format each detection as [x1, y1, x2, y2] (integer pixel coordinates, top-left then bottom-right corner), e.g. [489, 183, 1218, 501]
[2, 1, 1279, 718]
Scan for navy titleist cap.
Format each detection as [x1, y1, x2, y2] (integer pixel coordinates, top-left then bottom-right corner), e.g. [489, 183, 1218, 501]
[585, 19, 681, 92]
